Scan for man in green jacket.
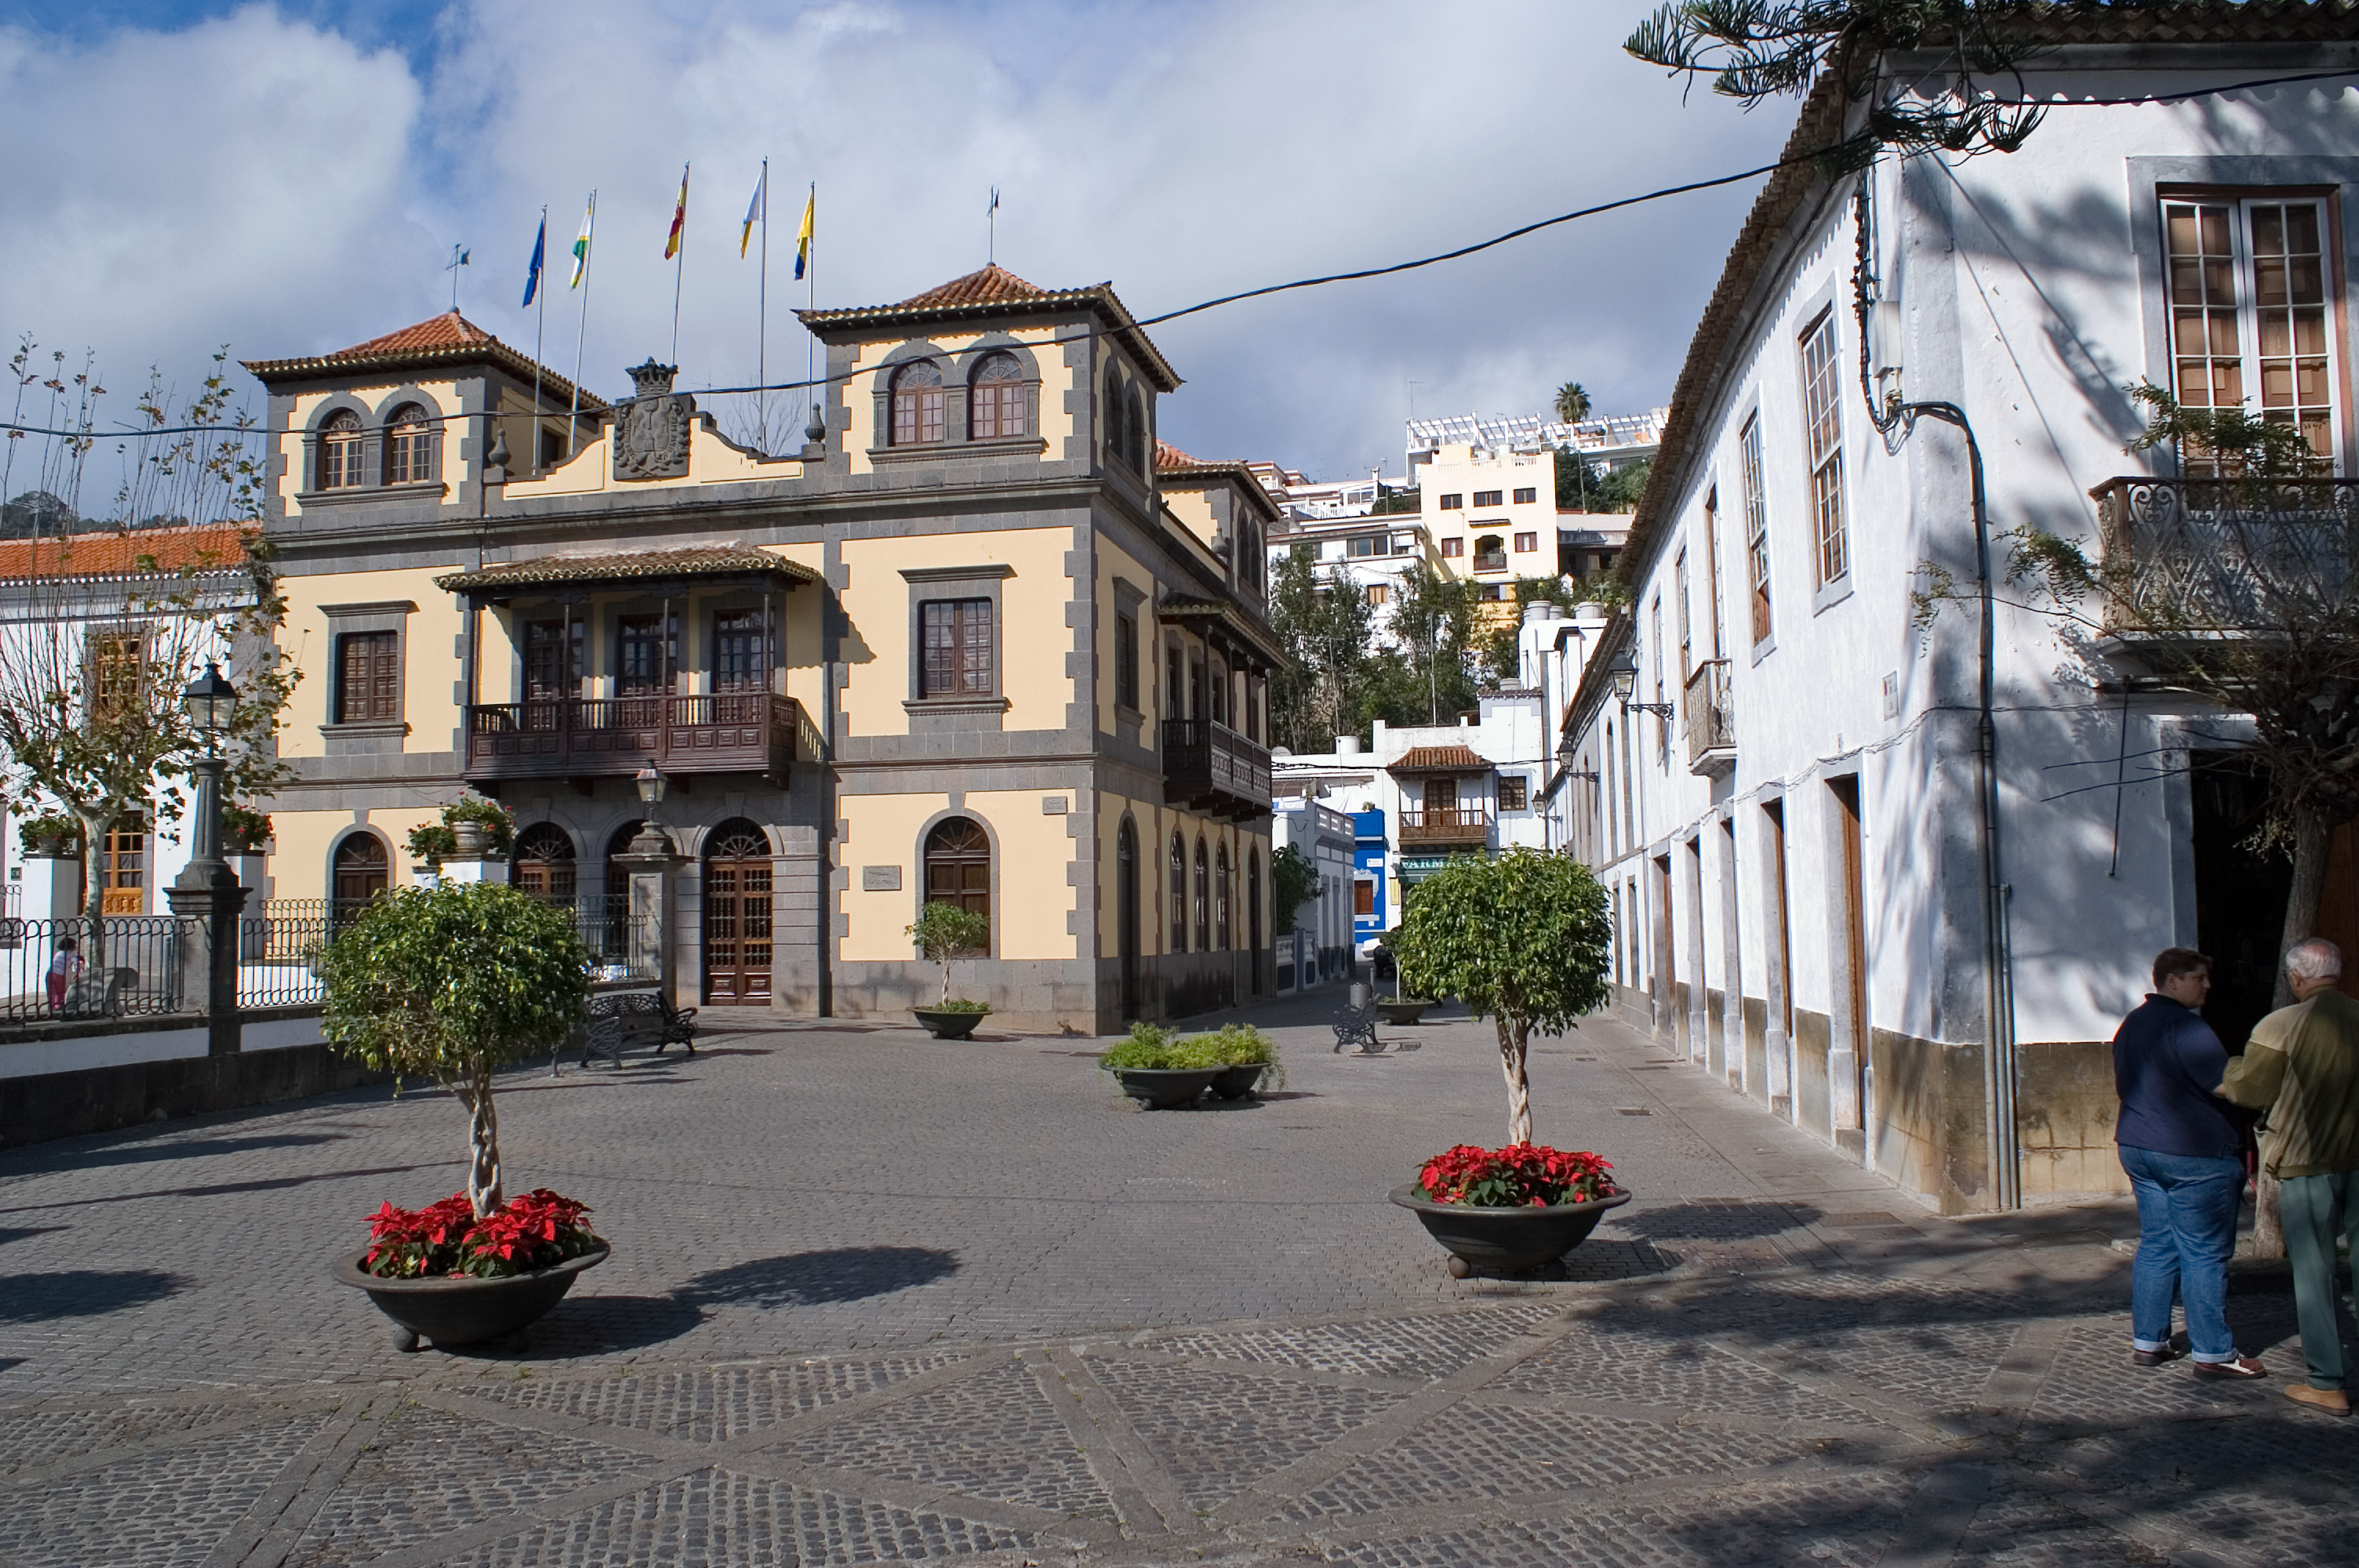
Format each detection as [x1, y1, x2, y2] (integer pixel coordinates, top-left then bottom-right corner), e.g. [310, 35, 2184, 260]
[2219, 938, 2359, 1417]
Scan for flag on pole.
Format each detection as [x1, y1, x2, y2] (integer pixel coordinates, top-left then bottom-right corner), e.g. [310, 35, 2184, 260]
[665, 164, 690, 260]
[740, 166, 765, 259]
[794, 189, 814, 281]
[569, 198, 594, 288]
[522, 216, 546, 307]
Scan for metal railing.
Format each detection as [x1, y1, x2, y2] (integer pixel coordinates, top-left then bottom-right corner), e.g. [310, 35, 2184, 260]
[238, 907, 328, 1007]
[2092, 475, 2358, 630]
[0, 916, 185, 1021]
[1683, 659, 1735, 769]
[572, 894, 661, 985]
[1162, 718, 1274, 811]
[1471, 551, 1509, 573]
[1398, 807, 1492, 845]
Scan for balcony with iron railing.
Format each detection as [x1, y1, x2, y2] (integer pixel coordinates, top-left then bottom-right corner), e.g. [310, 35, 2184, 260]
[1397, 806, 1492, 848]
[1470, 550, 1510, 574]
[463, 691, 812, 787]
[1683, 659, 1736, 778]
[1163, 718, 1273, 820]
[2092, 475, 2358, 633]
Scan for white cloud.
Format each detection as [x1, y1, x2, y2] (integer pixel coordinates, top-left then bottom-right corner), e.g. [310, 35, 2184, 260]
[0, 0, 1789, 486]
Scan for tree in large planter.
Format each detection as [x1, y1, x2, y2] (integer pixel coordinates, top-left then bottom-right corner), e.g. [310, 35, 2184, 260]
[907, 899, 991, 1007]
[1390, 849, 1612, 1144]
[319, 883, 592, 1217]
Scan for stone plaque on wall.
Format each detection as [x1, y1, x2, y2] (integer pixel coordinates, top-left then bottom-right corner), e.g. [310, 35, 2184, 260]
[862, 865, 903, 891]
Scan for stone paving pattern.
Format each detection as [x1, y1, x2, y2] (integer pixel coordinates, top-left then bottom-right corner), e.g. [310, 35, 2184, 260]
[2, 993, 2354, 1566]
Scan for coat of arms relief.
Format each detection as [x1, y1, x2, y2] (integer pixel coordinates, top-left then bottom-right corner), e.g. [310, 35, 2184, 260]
[612, 359, 694, 481]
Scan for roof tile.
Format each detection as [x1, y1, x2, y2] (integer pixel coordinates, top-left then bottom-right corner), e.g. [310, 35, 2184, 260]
[436, 545, 819, 593]
[0, 525, 249, 585]
[331, 311, 496, 359]
[896, 265, 1051, 309]
[1390, 745, 1492, 773]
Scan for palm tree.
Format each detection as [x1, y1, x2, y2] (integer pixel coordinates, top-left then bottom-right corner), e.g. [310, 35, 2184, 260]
[1553, 383, 1590, 426]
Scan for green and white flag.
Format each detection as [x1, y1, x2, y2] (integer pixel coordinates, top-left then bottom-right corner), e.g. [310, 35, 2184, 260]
[569, 194, 595, 289]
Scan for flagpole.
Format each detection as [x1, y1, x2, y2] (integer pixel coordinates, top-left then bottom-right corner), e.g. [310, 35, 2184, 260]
[758, 158, 769, 451]
[569, 191, 596, 458]
[531, 205, 547, 474]
[806, 182, 817, 434]
[671, 162, 689, 368]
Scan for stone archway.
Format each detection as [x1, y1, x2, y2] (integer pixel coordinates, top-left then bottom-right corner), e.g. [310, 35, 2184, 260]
[703, 818, 773, 1006]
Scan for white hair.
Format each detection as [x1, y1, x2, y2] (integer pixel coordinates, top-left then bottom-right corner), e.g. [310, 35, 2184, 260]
[2285, 938, 2343, 984]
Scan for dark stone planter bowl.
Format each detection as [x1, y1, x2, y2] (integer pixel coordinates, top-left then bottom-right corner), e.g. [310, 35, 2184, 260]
[1114, 1067, 1219, 1109]
[914, 1007, 987, 1040]
[332, 1246, 609, 1351]
[1209, 1064, 1265, 1100]
[1388, 1185, 1631, 1276]
[1375, 999, 1433, 1025]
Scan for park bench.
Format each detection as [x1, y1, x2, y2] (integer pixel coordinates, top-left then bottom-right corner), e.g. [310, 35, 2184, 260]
[575, 991, 699, 1069]
[1332, 1000, 1381, 1054]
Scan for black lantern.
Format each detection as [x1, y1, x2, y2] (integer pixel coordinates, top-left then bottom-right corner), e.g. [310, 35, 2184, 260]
[180, 660, 238, 739]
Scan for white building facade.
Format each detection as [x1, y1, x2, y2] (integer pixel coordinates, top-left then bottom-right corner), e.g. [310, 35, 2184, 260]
[1554, 13, 2359, 1214]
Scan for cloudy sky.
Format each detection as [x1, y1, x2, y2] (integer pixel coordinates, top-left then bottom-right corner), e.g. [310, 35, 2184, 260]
[0, 0, 1790, 492]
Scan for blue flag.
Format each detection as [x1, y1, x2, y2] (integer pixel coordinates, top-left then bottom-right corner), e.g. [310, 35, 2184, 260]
[522, 216, 546, 308]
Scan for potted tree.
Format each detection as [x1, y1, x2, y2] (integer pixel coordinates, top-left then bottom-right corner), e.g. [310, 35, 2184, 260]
[1373, 926, 1434, 1025]
[405, 797, 516, 873]
[907, 900, 992, 1039]
[1385, 849, 1629, 1276]
[318, 882, 604, 1349]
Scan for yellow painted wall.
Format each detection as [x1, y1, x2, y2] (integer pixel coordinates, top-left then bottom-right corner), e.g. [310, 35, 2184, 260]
[838, 528, 1073, 736]
[1095, 537, 1156, 734]
[279, 383, 467, 517]
[838, 789, 1077, 962]
[278, 565, 469, 759]
[1422, 442, 1559, 579]
[265, 805, 441, 902]
[498, 421, 792, 500]
[841, 325, 1070, 479]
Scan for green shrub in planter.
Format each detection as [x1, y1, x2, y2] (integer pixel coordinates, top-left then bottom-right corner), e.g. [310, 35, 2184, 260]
[1186, 1022, 1285, 1090]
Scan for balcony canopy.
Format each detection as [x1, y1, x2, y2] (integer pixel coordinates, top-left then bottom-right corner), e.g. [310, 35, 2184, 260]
[1157, 593, 1285, 673]
[437, 545, 818, 604]
[1388, 744, 1492, 775]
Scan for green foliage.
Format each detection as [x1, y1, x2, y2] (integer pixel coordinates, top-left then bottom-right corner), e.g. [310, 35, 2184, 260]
[1270, 843, 1321, 933]
[1267, 543, 1380, 750]
[319, 883, 593, 1087]
[1625, 1, 2050, 172]
[921, 998, 990, 1014]
[1555, 446, 1601, 511]
[220, 802, 271, 852]
[1593, 458, 1652, 514]
[16, 810, 79, 852]
[1097, 1020, 1283, 1085]
[907, 900, 991, 1004]
[1369, 486, 1421, 517]
[1554, 383, 1591, 426]
[405, 797, 517, 863]
[2126, 380, 2321, 481]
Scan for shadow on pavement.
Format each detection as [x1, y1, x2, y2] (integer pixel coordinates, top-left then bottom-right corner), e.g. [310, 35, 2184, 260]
[0, 1268, 187, 1321]
[0, 1225, 67, 1248]
[678, 1246, 960, 1308]
[1615, 1200, 1823, 1241]
[21, 1133, 348, 1174]
[500, 1294, 707, 1357]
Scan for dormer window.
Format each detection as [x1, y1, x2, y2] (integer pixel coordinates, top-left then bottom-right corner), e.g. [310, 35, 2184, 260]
[1128, 388, 1148, 474]
[318, 409, 364, 489]
[890, 360, 945, 445]
[385, 402, 438, 485]
[969, 350, 1027, 439]
[1106, 367, 1132, 470]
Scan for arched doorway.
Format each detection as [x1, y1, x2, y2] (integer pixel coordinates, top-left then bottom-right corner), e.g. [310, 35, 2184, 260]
[1249, 848, 1263, 996]
[331, 834, 387, 927]
[511, 823, 577, 904]
[703, 819, 772, 1005]
[1116, 818, 1140, 1021]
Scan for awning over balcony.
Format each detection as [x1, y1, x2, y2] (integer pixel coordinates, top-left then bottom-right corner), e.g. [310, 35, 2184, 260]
[1387, 745, 1492, 774]
[1157, 593, 1285, 671]
[436, 545, 818, 603]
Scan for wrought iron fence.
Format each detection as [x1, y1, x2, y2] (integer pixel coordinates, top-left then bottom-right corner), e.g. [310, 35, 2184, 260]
[2092, 475, 2359, 630]
[237, 906, 329, 1008]
[0, 916, 186, 1021]
[1683, 659, 1735, 768]
[575, 894, 661, 985]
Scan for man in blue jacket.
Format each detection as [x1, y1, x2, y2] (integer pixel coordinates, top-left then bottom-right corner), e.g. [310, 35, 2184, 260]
[2114, 946, 2266, 1377]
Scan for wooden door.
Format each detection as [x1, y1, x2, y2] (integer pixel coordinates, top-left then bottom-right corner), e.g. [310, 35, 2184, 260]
[1832, 776, 1869, 1128]
[1117, 818, 1140, 1019]
[100, 821, 145, 916]
[703, 822, 772, 1005]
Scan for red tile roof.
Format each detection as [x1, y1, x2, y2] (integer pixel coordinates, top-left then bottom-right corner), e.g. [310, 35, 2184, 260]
[0, 524, 250, 584]
[436, 545, 819, 594]
[243, 313, 608, 411]
[1154, 440, 1204, 470]
[897, 265, 1050, 309]
[1390, 745, 1492, 774]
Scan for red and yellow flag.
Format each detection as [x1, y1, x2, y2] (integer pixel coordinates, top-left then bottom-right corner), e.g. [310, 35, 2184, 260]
[663, 164, 689, 260]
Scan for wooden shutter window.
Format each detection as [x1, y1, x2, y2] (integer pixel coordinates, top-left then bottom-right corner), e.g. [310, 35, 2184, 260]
[919, 598, 992, 697]
[336, 630, 399, 723]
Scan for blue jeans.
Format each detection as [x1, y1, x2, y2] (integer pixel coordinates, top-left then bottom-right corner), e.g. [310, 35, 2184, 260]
[2120, 1144, 2245, 1361]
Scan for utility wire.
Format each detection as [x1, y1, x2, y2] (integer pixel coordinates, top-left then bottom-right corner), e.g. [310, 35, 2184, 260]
[6, 64, 2353, 445]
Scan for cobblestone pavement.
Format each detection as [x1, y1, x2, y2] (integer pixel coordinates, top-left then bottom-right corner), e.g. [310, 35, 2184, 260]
[2, 996, 2354, 1566]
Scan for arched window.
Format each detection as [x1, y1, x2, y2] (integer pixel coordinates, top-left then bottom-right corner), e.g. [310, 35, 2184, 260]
[318, 408, 364, 489]
[969, 350, 1027, 440]
[1194, 837, 1210, 952]
[1239, 521, 1263, 594]
[1215, 843, 1231, 951]
[924, 815, 990, 921]
[331, 833, 387, 924]
[891, 360, 945, 445]
[511, 823, 577, 904]
[1169, 831, 1187, 953]
[386, 402, 438, 485]
[1128, 388, 1148, 475]
[1106, 368, 1130, 470]
[604, 821, 649, 904]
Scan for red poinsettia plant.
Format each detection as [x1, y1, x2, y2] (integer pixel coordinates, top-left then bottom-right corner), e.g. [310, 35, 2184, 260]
[1415, 1144, 1617, 1208]
[363, 1189, 604, 1279]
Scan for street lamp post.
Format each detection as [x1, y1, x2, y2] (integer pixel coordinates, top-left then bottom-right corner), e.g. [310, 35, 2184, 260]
[1608, 650, 1675, 721]
[168, 660, 249, 1055]
[616, 761, 682, 1005]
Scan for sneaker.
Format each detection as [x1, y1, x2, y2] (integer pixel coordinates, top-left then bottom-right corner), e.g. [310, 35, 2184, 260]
[2132, 1345, 2185, 1368]
[2284, 1384, 2352, 1416]
[2191, 1355, 2270, 1380]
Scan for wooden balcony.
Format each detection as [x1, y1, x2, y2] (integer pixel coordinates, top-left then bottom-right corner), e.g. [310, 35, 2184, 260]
[1398, 807, 1492, 848]
[463, 692, 810, 789]
[1163, 718, 1273, 820]
[1683, 659, 1736, 778]
[2092, 475, 2358, 633]
[1471, 551, 1510, 574]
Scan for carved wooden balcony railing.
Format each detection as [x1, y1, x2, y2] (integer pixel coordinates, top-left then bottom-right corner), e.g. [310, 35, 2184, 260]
[1683, 659, 1736, 778]
[1163, 718, 1273, 820]
[2092, 475, 2357, 633]
[1397, 807, 1492, 848]
[463, 692, 805, 787]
